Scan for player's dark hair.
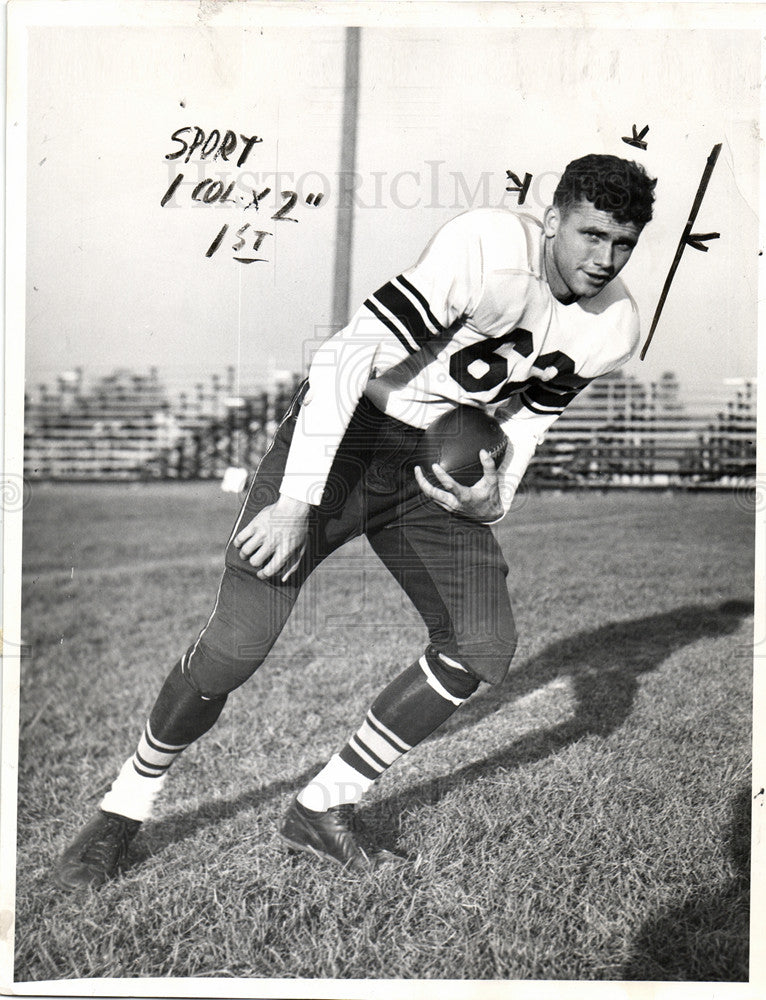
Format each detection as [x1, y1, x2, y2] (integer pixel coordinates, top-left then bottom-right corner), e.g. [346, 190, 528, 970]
[553, 154, 657, 228]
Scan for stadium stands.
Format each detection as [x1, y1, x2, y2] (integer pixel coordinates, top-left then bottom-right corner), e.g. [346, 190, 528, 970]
[23, 368, 756, 488]
[24, 367, 299, 481]
[530, 371, 756, 488]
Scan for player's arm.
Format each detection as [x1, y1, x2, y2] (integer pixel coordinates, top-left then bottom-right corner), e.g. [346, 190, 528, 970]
[278, 214, 481, 506]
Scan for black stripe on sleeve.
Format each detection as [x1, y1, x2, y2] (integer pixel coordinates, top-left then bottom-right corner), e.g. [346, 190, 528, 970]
[363, 298, 417, 354]
[372, 280, 434, 347]
[523, 383, 581, 409]
[546, 373, 592, 391]
[520, 395, 565, 416]
[397, 274, 444, 332]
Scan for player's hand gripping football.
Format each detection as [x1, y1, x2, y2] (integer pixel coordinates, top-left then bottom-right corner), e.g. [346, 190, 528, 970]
[414, 449, 504, 522]
[233, 494, 310, 582]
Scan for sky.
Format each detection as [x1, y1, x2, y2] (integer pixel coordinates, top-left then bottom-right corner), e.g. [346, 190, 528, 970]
[18, 6, 762, 407]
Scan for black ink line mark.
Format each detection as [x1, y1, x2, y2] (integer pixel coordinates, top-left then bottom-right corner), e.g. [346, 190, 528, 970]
[622, 124, 649, 150]
[505, 170, 533, 205]
[185, 127, 206, 162]
[192, 179, 212, 200]
[640, 143, 721, 361]
[161, 172, 184, 207]
[231, 225, 271, 255]
[205, 224, 229, 258]
[199, 180, 236, 204]
[165, 127, 191, 161]
[201, 130, 221, 159]
[755, 789, 764, 799]
[233, 257, 269, 264]
[219, 181, 237, 204]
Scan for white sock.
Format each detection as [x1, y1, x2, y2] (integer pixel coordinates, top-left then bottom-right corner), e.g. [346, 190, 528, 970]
[99, 757, 168, 822]
[296, 753, 375, 812]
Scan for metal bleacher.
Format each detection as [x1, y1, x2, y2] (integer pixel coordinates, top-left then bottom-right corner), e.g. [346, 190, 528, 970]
[24, 367, 299, 481]
[23, 367, 756, 488]
[531, 371, 756, 489]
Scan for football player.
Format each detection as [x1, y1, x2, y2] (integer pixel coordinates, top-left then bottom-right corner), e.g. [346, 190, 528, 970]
[56, 153, 656, 884]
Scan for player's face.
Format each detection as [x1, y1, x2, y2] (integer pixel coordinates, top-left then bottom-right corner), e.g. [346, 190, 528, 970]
[543, 200, 641, 302]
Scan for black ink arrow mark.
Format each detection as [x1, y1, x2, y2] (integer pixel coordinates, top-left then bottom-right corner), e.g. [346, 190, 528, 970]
[685, 232, 720, 252]
[622, 124, 649, 150]
[640, 143, 722, 361]
[505, 170, 533, 205]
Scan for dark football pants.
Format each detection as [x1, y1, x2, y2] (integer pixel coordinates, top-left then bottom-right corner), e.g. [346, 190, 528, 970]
[182, 383, 517, 699]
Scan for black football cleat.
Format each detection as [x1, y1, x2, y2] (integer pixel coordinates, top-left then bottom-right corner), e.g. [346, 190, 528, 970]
[55, 810, 142, 890]
[279, 798, 377, 873]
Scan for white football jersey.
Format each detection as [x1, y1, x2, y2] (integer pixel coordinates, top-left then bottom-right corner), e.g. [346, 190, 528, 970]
[281, 208, 640, 515]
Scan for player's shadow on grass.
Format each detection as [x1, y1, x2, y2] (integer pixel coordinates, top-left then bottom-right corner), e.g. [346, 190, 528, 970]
[370, 597, 752, 815]
[136, 598, 750, 867]
[622, 783, 751, 981]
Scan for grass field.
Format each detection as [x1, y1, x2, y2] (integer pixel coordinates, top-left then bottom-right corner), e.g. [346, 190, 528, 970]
[13, 482, 754, 984]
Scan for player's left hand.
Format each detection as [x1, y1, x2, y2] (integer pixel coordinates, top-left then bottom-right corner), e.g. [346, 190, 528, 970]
[414, 449, 504, 522]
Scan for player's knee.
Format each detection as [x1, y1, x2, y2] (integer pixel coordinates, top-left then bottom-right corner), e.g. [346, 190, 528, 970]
[184, 639, 266, 699]
[455, 628, 518, 685]
[423, 646, 481, 702]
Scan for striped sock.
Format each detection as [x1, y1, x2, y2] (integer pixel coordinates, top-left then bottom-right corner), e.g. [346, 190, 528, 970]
[340, 708, 413, 783]
[297, 709, 413, 811]
[99, 757, 163, 823]
[132, 721, 189, 779]
[297, 655, 476, 812]
[99, 722, 190, 821]
[99, 657, 227, 822]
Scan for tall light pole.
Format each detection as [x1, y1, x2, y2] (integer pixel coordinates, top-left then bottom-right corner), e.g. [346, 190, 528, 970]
[331, 26, 361, 332]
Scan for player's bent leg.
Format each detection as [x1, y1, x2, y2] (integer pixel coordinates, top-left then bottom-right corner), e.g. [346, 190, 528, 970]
[281, 648, 481, 870]
[369, 507, 518, 685]
[95, 560, 301, 813]
[55, 383, 356, 889]
[278, 506, 517, 872]
[97, 657, 228, 822]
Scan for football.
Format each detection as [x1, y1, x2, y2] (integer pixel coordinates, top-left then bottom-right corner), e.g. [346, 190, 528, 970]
[419, 405, 508, 487]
